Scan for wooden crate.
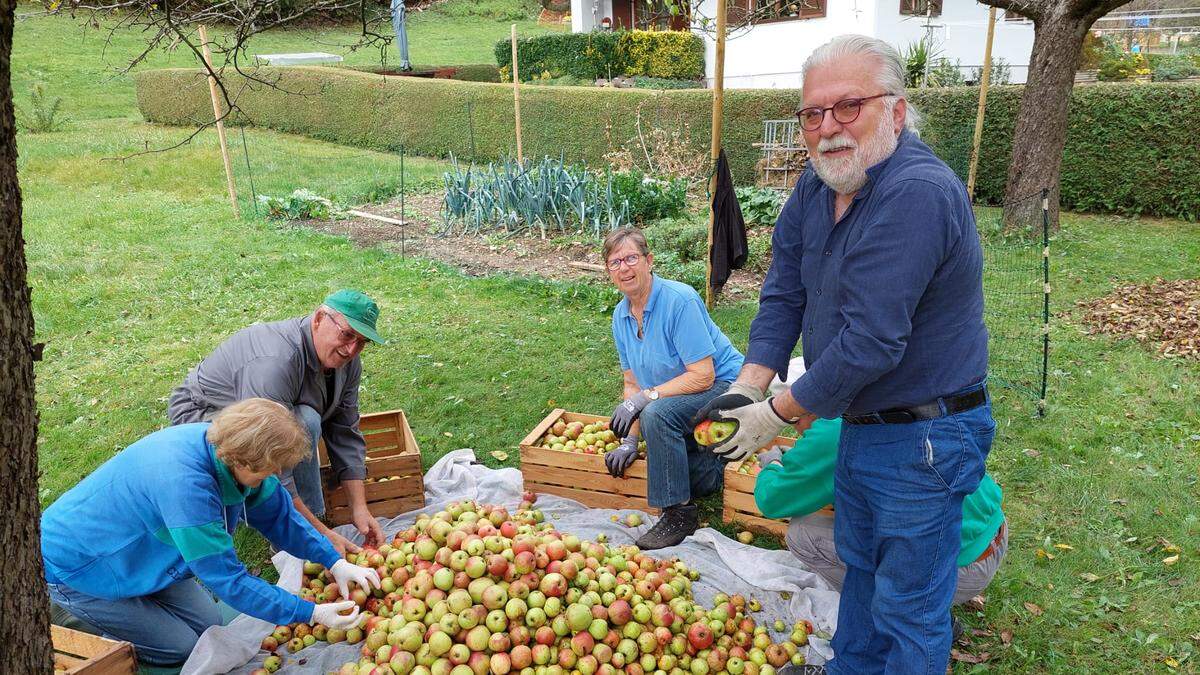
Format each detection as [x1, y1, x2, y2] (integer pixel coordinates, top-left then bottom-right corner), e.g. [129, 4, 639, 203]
[722, 436, 833, 537]
[320, 409, 424, 525]
[52, 625, 136, 674]
[519, 409, 659, 514]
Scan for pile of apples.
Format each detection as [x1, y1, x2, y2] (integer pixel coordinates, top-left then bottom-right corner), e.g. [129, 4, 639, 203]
[534, 419, 646, 457]
[251, 495, 817, 675]
[734, 454, 762, 477]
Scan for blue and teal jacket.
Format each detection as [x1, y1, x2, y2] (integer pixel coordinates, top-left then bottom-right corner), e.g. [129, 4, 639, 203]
[41, 423, 341, 625]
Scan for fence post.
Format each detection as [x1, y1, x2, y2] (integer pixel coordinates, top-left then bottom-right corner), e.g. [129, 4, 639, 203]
[511, 25, 524, 164]
[1039, 188, 1051, 417]
[197, 25, 241, 219]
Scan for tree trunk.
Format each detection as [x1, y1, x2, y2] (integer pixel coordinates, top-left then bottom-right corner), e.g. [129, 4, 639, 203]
[1000, 12, 1090, 232]
[0, 0, 53, 670]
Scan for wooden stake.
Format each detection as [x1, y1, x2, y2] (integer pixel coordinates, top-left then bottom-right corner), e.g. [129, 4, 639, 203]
[197, 25, 240, 219]
[704, 0, 727, 310]
[967, 6, 997, 201]
[511, 24, 523, 164]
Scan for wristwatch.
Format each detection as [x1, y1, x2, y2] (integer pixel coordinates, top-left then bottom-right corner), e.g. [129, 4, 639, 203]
[644, 388, 660, 401]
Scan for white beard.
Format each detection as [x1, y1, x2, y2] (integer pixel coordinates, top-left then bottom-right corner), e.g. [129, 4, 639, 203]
[808, 110, 900, 195]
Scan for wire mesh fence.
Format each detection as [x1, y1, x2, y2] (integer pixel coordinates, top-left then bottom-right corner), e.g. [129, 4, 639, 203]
[978, 189, 1050, 416]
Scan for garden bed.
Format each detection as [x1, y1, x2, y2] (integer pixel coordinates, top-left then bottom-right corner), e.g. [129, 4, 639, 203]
[299, 194, 770, 300]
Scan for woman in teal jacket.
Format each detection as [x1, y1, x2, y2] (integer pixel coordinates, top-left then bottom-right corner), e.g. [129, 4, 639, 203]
[41, 398, 379, 666]
[754, 418, 1009, 604]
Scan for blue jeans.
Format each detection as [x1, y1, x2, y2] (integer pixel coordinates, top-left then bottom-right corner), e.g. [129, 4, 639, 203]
[639, 381, 731, 509]
[827, 397, 994, 675]
[281, 404, 326, 517]
[48, 579, 222, 666]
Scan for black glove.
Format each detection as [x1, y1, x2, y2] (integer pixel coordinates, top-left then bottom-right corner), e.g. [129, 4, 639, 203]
[610, 390, 651, 439]
[604, 436, 640, 478]
[690, 381, 767, 428]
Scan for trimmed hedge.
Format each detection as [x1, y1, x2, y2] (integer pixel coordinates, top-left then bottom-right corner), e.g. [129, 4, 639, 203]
[494, 30, 704, 81]
[343, 64, 502, 82]
[909, 83, 1200, 220]
[134, 68, 1200, 220]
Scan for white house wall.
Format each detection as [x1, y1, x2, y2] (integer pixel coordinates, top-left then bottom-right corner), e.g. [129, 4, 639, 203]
[689, 0, 1033, 89]
[572, 0, 612, 32]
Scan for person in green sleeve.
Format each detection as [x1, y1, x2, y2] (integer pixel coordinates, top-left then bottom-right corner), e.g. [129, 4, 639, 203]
[755, 417, 1008, 605]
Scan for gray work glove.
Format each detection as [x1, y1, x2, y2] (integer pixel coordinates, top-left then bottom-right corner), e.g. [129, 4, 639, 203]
[610, 390, 652, 439]
[604, 436, 640, 478]
[758, 447, 785, 467]
[691, 381, 766, 429]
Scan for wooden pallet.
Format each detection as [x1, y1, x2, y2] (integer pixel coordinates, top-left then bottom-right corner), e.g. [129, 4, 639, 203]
[519, 409, 659, 514]
[320, 409, 424, 525]
[722, 436, 833, 537]
[52, 625, 136, 674]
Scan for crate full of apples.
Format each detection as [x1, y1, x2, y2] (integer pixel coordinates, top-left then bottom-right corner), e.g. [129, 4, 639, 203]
[519, 409, 655, 513]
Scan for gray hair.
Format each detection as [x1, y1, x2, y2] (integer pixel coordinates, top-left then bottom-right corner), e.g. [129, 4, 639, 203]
[802, 35, 923, 133]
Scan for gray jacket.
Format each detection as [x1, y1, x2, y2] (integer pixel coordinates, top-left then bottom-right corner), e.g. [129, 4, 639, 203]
[167, 315, 367, 482]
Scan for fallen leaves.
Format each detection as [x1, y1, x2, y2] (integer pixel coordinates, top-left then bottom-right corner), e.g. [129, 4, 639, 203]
[489, 450, 509, 462]
[1076, 277, 1199, 360]
[1024, 601, 1044, 617]
[950, 649, 991, 664]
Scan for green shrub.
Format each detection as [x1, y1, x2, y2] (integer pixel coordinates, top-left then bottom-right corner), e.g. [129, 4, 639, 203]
[1150, 54, 1199, 82]
[644, 216, 707, 262]
[617, 30, 704, 80]
[15, 81, 68, 133]
[735, 186, 784, 226]
[259, 188, 336, 220]
[746, 231, 772, 273]
[650, 249, 707, 291]
[1098, 51, 1148, 81]
[135, 68, 1200, 220]
[608, 169, 688, 222]
[495, 30, 704, 81]
[434, 0, 538, 20]
[495, 31, 623, 81]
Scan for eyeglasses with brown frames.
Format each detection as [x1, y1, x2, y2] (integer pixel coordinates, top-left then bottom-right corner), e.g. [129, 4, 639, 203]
[796, 93, 892, 131]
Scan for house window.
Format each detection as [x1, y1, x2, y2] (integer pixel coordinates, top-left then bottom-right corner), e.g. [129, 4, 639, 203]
[899, 0, 941, 17]
[731, 0, 824, 24]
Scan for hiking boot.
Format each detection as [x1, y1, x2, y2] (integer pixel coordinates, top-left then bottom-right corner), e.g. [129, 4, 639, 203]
[635, 503, 699, 550]
[952, 615, 964, 643]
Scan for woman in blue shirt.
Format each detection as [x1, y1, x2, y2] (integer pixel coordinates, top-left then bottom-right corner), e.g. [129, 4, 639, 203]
[41, 398, 379, 666]
[603, 227, 745, 550]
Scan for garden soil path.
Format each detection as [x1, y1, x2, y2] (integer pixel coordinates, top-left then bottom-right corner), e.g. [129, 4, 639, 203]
[300, 193, 766, 301]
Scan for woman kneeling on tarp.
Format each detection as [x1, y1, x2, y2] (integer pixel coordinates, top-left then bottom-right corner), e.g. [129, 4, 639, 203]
[41, 398, 379, 666]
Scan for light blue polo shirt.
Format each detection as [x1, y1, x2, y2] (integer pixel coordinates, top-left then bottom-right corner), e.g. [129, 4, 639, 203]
[612, 276, 744, 389]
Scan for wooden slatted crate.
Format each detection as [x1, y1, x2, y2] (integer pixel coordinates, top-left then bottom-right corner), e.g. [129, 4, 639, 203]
[723, 436, 833, 537]
[519, 409, 659, 514]
[52, 625, 136, 674]
[320, 409, 424, 525]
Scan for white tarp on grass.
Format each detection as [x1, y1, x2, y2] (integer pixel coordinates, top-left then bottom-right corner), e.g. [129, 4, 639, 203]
[184, 448, 839, 674]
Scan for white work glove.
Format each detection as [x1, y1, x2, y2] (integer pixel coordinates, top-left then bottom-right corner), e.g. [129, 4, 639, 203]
[708, 398, 791, 463]
[311, 600, 361, 629]
[330, 559, 381, 599]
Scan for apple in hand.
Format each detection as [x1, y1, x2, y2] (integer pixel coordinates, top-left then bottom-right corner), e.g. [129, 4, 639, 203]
[693, 420, 737, 446]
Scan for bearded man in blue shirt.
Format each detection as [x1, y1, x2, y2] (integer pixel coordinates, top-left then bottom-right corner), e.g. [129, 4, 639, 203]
[696, 35, 994, 675]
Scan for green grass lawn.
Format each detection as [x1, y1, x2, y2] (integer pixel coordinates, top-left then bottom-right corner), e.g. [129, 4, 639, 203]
[12, 1, 560, 122]
[14, 6, 1200, 673]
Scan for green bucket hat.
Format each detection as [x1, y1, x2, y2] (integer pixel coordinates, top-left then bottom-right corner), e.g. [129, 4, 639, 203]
[323, 289, 386, 345]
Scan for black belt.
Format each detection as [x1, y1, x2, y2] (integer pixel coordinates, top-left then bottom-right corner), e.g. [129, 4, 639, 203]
[842, 387, 987, 425]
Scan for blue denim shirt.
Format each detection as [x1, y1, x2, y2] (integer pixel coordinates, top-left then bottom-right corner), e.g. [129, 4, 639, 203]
[746, 130, 988, 419]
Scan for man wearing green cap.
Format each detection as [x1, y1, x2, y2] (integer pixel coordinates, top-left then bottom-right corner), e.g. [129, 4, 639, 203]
[168, 290, 387, 553]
